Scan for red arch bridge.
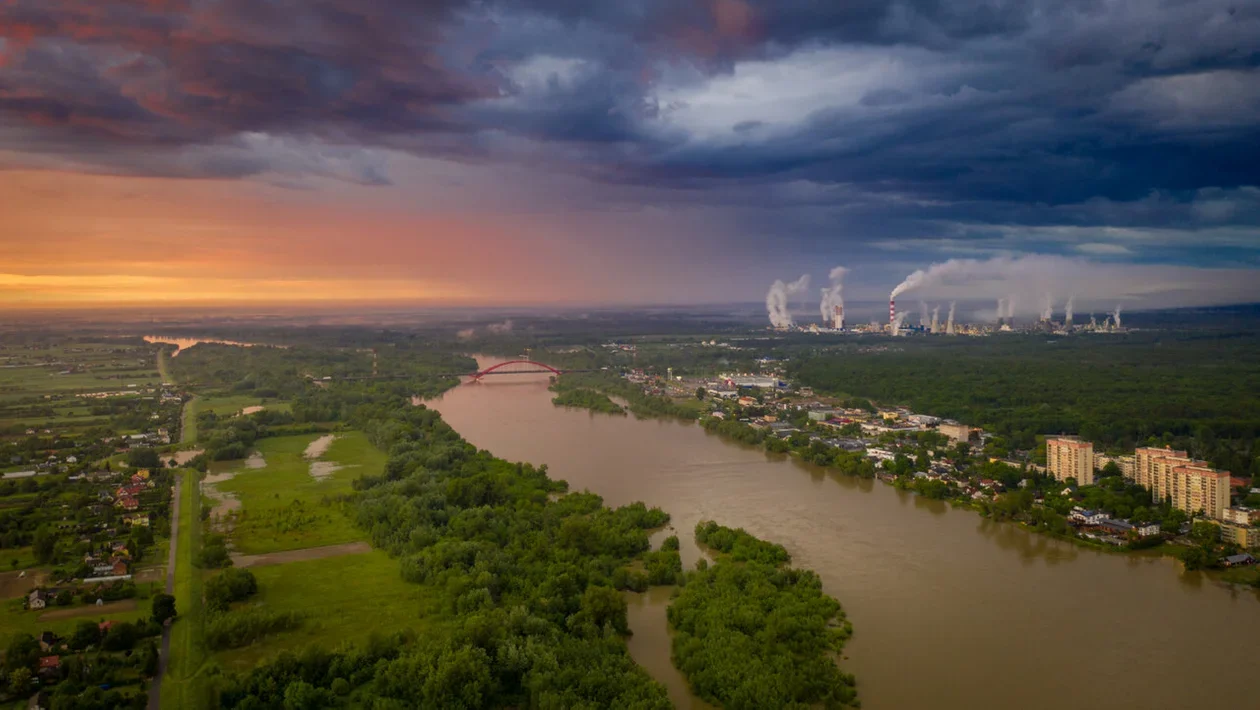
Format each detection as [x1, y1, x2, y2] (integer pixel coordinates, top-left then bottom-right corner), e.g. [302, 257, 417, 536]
[466, 360, 593, 381]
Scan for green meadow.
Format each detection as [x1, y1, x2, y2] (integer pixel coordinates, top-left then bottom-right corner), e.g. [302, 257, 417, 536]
[214, 550, 439, 671]
[210, 431, 386, 554]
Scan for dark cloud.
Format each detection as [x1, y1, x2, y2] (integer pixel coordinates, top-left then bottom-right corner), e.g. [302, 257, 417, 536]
[0, 0, 1258, 261]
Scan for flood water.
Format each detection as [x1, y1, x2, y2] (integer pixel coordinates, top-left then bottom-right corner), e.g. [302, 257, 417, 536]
[142, 335, 268, 356]
[427, 357, 1260, 710]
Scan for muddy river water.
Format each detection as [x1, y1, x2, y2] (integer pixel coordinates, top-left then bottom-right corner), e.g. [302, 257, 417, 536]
[428, 358, 1260, 710]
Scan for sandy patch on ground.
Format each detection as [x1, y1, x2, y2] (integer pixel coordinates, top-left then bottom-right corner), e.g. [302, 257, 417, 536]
[244, 452, 266, 469]
[230, 541, 372, 569]
[202, 470, 242, 521]
[0, 569, 47, 599]
[133, 567, 164, 584]
[39, 599, 137, 621]
[173, 449, 204, 465]
[303, 434, 337, 459]
[239, 406, 265, 416]
[308, 461, 349, 480]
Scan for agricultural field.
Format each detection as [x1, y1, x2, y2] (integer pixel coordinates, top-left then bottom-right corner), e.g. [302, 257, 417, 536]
[196, 395, 293, 418]
[213, 549, 440, 671]
[205, 431, 386, 554]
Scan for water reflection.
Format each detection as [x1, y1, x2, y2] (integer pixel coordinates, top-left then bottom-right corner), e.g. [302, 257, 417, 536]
[143, 335, 269, 356]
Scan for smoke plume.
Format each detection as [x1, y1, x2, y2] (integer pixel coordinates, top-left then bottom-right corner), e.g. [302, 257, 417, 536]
[1065, 295, 1075, 325]
[818, 266, 848, 324]
[996, 298, 1006, 322]
[766, 274, 811, 328]
[1112, 304, 1122, 329]
[946, 301, 956, 334]
[931, 305, 940, 333]
[487, 320, 514, 334]
[919, 301, 929, 327]
[891, 311, 908, 335]
[1041, 293, 1053, 321]
[1006, 295, 1017, 320]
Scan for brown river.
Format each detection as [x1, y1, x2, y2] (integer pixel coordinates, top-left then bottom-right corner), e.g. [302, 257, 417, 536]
[428, 359, 1260, 710]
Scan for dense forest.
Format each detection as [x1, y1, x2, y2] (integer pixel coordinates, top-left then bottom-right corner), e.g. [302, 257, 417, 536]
[671, 522, 858, 709]
[791, 332, 1260, 474]
[217, 393, 676, 708]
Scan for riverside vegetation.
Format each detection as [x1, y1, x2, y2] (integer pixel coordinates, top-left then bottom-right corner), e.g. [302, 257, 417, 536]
[671, 522, 858, 709]
[188, 375, 859, 708]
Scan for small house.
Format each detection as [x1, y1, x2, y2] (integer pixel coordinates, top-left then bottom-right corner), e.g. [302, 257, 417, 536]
[1222, 553, 1257, 568]
[38, 631, 58, 652]
[28, 589, 48, 610]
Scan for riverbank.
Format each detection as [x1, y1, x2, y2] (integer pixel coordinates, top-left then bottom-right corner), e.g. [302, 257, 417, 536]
[558, 377, 1258, 585]
[428, 359, 1260, 710]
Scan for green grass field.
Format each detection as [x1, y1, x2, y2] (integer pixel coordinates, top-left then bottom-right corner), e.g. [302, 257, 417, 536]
[0, 546, 40, 572]
[196, 395, 292, 418]
[211, 432, 386, 554]
[214, 550, 440, 671]
[162, 470, 211, 710]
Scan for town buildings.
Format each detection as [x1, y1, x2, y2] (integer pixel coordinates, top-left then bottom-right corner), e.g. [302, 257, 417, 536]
[1047, 436, 1095, 486]
[1136, 447, 1231, 520]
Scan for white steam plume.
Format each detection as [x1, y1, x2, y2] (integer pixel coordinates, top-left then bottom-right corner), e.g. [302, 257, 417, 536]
[886, 254, 1260, 319]
[766, 274, 811, 328]
[891, 311, 908, 335]
[1112, 304, 1122, 329]
[996, 299, 1006, 322]
[487, 320, 514, 334]
[1065, 295, 1075, 325]
[919, 300, 929, 327]
[1006, 295, 1017, 320]
[931, 305, 940, 333]
[1041, 293, 1054, 321]
[819, 266, 848, 324]
[946, 302, 956, 334]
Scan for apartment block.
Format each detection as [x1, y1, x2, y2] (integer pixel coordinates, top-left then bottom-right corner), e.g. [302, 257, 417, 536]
[1047, 436, 1095, 486]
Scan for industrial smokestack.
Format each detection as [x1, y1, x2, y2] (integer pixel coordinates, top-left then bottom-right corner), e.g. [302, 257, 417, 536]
[996, 298, 1006, 324]
[890, 299, 896, 327]
[930, 305, 940, 333]
[1065, 295, 1075, 326]
[946, 301, 956, 334]
[1112, 304, 1122, 329]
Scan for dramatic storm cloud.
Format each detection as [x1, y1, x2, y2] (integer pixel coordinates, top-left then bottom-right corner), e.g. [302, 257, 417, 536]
[1, 0, 1258, 306]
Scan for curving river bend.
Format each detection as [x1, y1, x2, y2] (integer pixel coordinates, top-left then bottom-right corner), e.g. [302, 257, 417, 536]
[428, 358, 1260, 710]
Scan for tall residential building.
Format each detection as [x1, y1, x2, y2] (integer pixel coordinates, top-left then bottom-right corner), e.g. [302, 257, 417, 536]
[1096, 453, 1136, 480]
[1047, 436, 1095, 486]
[1171, 462, 1232, 520]
[1135, 447, 1189, 499]
[1136, 447, 1232, 519]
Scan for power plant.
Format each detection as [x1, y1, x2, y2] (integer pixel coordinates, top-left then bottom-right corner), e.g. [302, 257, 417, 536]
[765, 257, 1133, 336]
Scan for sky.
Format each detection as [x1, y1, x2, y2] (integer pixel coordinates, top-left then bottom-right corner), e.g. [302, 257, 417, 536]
[1, 0, 1259, 312]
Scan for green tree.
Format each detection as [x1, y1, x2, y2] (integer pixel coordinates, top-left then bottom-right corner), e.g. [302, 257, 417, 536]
[152, 593, 177, 625]
[5, 634, 40, 672]
[579, 585, 629, 635]
[32, 525, 56, 564]
[126, 447, 161, 469]
[8, 667, 31, 696]
[70, 619, 101, 650]
[1191, 521, 1220, 546]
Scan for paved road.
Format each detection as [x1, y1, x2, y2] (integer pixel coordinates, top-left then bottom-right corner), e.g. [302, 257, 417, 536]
[148, 474, 181, 710]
